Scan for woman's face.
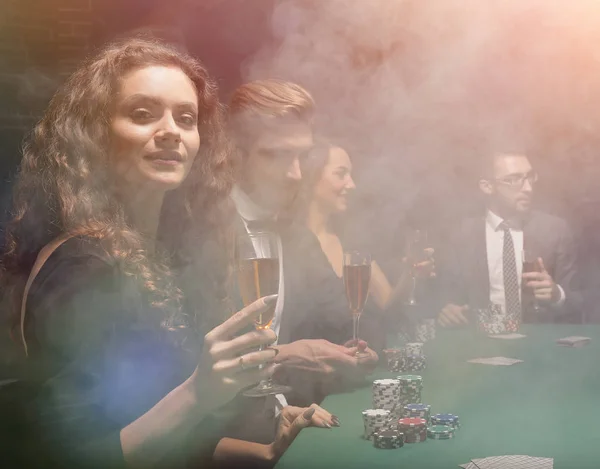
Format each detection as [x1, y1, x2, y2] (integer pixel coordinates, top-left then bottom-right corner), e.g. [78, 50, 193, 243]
[110, 65, 200, 194]
[313, 146, 356, 213]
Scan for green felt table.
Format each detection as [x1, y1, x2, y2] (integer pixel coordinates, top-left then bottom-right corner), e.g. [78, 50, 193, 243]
[276, 325, 600, 469]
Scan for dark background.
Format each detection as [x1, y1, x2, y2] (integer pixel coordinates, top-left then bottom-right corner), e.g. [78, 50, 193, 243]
[1, 0, 599, 320]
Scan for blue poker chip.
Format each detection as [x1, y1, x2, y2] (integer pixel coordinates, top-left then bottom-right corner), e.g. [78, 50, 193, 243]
[431, 413, 460, 427]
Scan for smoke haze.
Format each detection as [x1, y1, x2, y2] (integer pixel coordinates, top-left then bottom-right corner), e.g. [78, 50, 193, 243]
[243, 0, 600, 248]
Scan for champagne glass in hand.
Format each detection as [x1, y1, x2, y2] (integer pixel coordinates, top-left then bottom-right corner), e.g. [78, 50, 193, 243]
[237, 232, 291, 397]
[405, 229, 428, 306]
[343, 250, 371, 358]
[522, 249, 541, 313]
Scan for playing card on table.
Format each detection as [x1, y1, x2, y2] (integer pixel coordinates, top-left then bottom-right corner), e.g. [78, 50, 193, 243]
[556, 336, 591, 347]
[460, 455, 553, 469]
[488, 333, 527, 340]
[467, 356, 523, 366]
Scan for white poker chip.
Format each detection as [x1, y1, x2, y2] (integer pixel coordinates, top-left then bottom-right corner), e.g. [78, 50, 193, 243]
[363, 409, 390, 416]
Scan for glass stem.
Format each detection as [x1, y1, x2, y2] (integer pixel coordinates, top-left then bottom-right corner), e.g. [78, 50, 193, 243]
[352, 312, 361, 343]
[256, 342, 270, 388]
[408, 274, 417, 305]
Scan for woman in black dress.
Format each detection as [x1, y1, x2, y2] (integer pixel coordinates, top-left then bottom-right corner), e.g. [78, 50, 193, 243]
[0, 36, 333, 468]
[292, 139, 435, 351]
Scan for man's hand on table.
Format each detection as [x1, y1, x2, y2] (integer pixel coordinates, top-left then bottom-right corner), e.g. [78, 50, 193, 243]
[438, 303, 470, 328]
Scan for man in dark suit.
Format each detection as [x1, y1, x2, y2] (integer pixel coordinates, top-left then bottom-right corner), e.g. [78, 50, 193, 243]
[222, 79, 377, 448]
[439, 151, 582, 327]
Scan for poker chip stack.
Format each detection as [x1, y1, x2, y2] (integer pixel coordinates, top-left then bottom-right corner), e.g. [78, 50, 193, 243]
[479, 318, 506, 334]
[404, 342, 423, 355]
[414, 319, 436, 343]
[384, 343, 426, 372]
[403, 403, 431, 422]
[361, 409, 390, 440]
[427, 425, 455, 440]
[398, 417, 427, 443]
[431, 413, 460, 429]
[372, 379, 401, 411]
[398, 354, 427, 372]
[477, 304, 507, 335]
[504, 313, 521, 332]
[373, 429, 405, 449]
[397, 374, 423, 406]
[383, 349, 404, 372]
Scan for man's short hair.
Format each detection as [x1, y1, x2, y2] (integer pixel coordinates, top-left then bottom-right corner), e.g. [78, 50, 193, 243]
[228, 79, 315, 148]
[479, 149, 531, 180]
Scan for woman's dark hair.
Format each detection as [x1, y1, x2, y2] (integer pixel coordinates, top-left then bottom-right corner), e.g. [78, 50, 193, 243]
[288, 137, 352, 233]
[0, 34, 235, 347]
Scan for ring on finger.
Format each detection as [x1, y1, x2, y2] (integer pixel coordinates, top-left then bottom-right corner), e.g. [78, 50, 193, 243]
[239, 356, 246, 371]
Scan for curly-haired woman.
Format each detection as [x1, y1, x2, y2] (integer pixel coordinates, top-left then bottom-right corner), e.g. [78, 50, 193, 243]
[1, 35, 333, 469]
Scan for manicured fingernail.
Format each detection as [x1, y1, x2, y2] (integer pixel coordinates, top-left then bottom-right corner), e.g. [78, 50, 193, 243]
[303, 408, 316, 419]
[266, 347, 279, 357]
[323, 422, 332, 429]
[331, 416, 341, 426]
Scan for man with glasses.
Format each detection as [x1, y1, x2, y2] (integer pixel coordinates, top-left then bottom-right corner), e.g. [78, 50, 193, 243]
[438, 152, 581, 326]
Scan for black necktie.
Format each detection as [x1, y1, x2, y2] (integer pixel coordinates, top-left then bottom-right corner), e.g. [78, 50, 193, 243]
[500, 221, 521, 319]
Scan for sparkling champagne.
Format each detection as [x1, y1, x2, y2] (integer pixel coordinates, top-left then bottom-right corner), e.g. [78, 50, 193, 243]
[238, 257, 279, 329]
[343, 264, 371, 314]
[522, 260, 540, 274]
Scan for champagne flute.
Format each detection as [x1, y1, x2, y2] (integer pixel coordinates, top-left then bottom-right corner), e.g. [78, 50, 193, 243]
[343, 250, 372, 358]
[405, 229, 428, 306]
[522, 249, 541, 313]
[237, 232, 291, 397]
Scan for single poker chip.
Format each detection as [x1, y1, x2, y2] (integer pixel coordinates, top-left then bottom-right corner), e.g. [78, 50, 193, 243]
[427, 425, 453, 435]
[404, 404, 430, 412]
[404, 342, 424, 352]
[373, 379, 400, 384]
[431, 413, 460, 428]
[373, 430, 404, 449]
[397, 374, 423, 382]
[428, 433, 454, 440]
[398, 417, 427, 428]
[427, 425, 455, 440]
[363, 409, 390, 415]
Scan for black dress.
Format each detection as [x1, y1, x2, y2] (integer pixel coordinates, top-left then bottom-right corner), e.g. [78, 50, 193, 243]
[10, 237, 222, 468]
[284, 226, 385, 352]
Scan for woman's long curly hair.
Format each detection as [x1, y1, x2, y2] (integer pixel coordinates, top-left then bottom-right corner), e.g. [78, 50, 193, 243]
[0, 35, 235, 346]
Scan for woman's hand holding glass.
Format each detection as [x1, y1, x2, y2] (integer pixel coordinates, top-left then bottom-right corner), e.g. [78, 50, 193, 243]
[190, 294, 279, 412]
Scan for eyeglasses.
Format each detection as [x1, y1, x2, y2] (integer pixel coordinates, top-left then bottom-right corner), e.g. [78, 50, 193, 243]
[494, 171, 538, 189]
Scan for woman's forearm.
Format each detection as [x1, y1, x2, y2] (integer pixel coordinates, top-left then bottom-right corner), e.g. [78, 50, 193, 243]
[120, 376, 209, 467]
[370, 261, 411, 311]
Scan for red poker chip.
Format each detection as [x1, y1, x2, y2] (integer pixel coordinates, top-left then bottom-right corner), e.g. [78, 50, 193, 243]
[398, 417, 427, 427]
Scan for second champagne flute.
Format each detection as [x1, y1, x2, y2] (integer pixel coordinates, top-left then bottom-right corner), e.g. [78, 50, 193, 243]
[343, 250, 371, 358]
[237, 232, 291, 397]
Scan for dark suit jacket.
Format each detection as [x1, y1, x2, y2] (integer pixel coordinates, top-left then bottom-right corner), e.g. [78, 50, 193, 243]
[441, 210, 582, 323]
